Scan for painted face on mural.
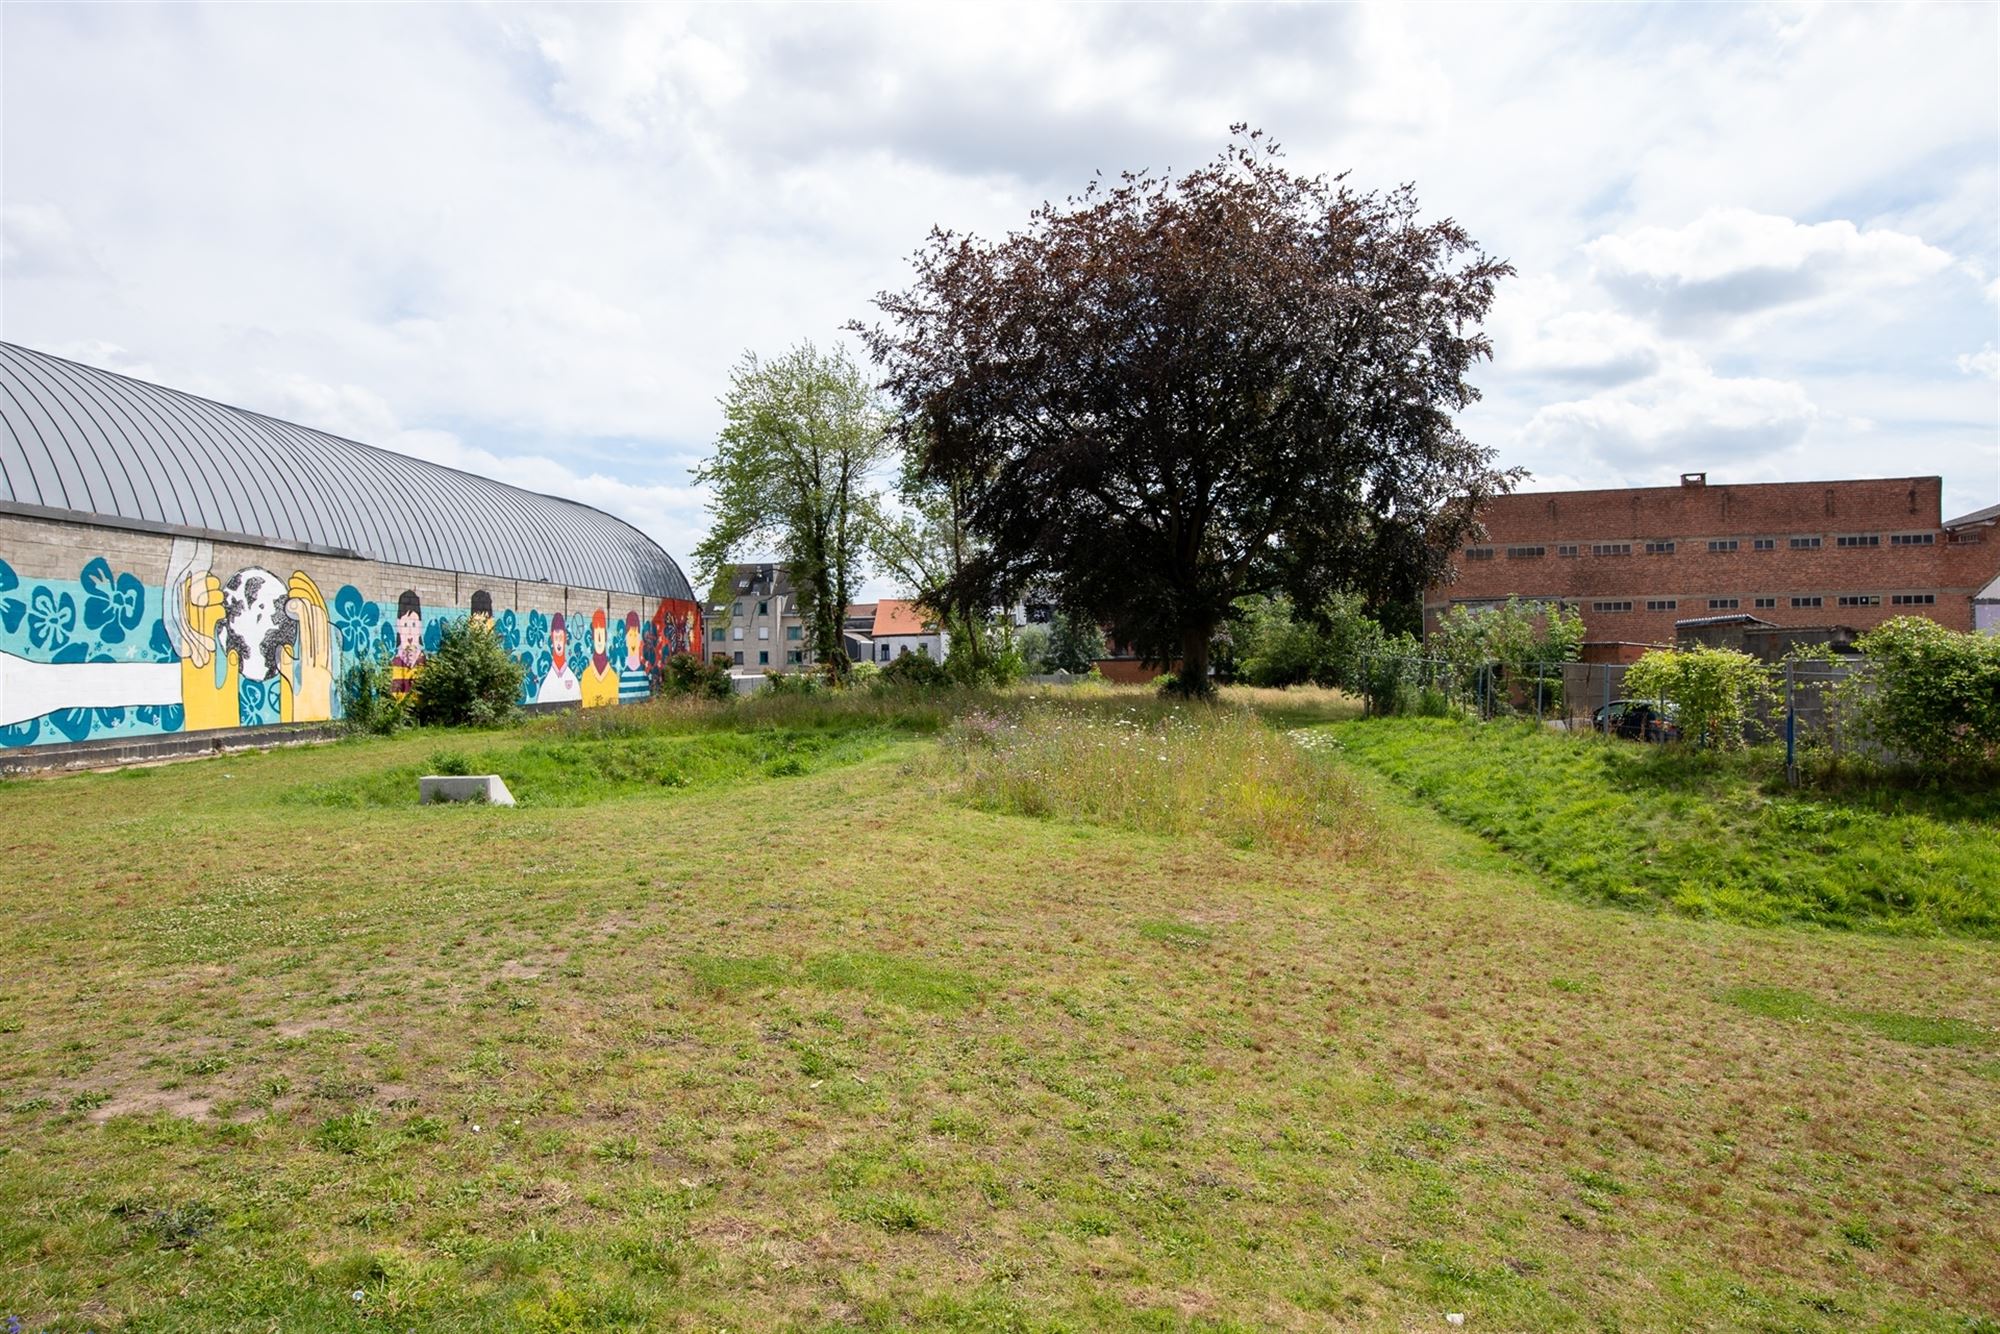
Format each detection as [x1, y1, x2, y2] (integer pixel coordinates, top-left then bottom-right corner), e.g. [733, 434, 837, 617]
[591, 609, 610, 673]
[624, 612, 642, 664]
[395, 590, 423, 663]
[219, 567, 292, 682]
[549, 615, 568, 672]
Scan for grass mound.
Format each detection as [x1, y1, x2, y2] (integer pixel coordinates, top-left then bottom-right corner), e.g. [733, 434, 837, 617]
[937, 700, 1368, 847]
[1323, 717, 2000, 937]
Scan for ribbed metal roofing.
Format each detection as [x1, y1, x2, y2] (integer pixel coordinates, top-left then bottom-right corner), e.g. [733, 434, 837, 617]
[0, 341, 693, 602]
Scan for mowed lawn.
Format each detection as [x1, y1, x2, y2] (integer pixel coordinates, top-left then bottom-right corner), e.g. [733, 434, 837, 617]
[0, 694, 1996, 1331]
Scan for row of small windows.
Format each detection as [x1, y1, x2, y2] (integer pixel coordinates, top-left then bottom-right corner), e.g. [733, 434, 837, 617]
[1586, 592, 1939, 614]
[1476, 532, 1938, 560]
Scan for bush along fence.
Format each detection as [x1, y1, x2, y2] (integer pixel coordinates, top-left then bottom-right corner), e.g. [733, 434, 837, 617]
[1358, 617, 2000, 785]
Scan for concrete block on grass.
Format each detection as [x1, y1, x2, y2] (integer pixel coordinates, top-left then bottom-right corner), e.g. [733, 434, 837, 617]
[419, 774, 516, 807]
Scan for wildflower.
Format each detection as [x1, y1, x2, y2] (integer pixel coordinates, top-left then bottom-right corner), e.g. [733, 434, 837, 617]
[352, 1290, 365, 1302]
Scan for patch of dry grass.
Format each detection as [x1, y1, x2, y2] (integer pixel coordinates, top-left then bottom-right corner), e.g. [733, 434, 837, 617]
[0, 693, 1993, 1331]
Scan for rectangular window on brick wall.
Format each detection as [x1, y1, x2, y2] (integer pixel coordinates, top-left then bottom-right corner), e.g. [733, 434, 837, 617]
[1592, 600, 1632, 613]
[1891, 593, 1936, 605]
[1792, 596, 1823, 608]
[1891, 533, 1935, 546]
[1709, 598, 1738, 610]
[1753, 538, 1776, 551]
[1754, 597, 1775, 609]
[1506, 545, 1545, 558]
[1790, 536, 1822, 550]
[1838, 594, 1880, 607]
[1836, 535, 1880, 548]
[1644, 541, 1676, 555]
[1646, 599, 1677, 612]
[1708, 539, 1739, 553]
[1464, 547, 1494, 561]
[1592, 542, 1632, 557]
[1557, 543, 1580, 557]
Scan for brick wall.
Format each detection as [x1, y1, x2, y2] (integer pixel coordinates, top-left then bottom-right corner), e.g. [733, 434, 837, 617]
[1424, 476, 1999, 645]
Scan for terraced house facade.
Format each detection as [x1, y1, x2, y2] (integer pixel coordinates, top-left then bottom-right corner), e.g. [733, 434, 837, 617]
[1427, 473, 2000, 653]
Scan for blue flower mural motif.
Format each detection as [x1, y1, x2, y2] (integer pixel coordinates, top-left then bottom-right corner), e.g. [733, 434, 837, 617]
[240, 677, 280, 726]
[610, 626, 629, 673]
[0, 557, 22, 636]
[48, 644, 126, 742]
[423, 617, 444, 654]
[79, 557, 146, 645]
[26, 586, 77, 652]
[494, 609, 521, 654]
[333, 585, 382, 657]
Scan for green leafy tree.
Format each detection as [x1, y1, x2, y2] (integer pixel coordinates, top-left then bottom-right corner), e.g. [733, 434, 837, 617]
[1044, 611, 1106, 675]
[411, 618, 526, 727]
[1623, 645, 1774, 751]
[1431, 597, 1583, 673]
[856, 128, 1517, 698]
[1015, 622, 1052, 674]
[1844, 617, 2000, 770]
[695, 342, 889, 684]
[870, 444, 999, 680]
[1228, 591, 1386, 690]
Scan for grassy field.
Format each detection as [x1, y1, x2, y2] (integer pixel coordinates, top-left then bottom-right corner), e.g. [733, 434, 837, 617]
[0, 688, 1995, 1330]
[1326, 716, 2000, 938]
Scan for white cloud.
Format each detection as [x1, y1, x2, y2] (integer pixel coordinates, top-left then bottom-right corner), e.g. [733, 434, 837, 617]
[1524, 353, 1820, 470]
[1957, 345, 1999, 379]
[1586, 208, 1954, 324]
[0, 2, 1994, 545]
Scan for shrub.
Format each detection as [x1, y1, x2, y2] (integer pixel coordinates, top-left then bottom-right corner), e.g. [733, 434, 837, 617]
[660, 652, 732, 701]
[878, 651, 947, 689]
[944, 621, 1027, 687]
[1623, 645, 1774, 750]
[339, 649, 405, 735]
[1044, 611, 1106, 675]
[762, 670, 823, 697]
[1229, 592, 1386, 691]
[410, 618, 525, 727]
[1845, 617, 2000, 770]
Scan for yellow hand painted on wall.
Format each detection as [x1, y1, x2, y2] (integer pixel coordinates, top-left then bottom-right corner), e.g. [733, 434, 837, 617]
[172, 565, 239, 734]
[280, 572, 335, 723]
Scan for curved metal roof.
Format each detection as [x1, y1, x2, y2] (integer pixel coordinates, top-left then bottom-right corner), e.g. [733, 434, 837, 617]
[0, 342, 693, 601]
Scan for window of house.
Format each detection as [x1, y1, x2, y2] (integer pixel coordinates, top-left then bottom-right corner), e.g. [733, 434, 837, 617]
[1792, 596, 1822, 608]
[1708, 539, 1739, 553]
[1709, 598, 1738, 610]
[1592, 542, 1632, 557]
[1835, 535, 1880, 548]
[1591, 600, 1632, 613]
[731, 626, 743, 641]
[879, 644, 890, 661]
[732, 601, 743, 616]
[757, 600, 768, 616]
[1789, 536, 1821, 550]
[1891, 593, 1936, 605]
[1464, 547, 1494, 561]
[1837, 594, 1880, 607]
[757, 626, 769, 640]
[1645, 599, 1677, 612]
[732, 650, 743, 665]
[1754, 597, 1776, 609]
[1506, 545, 1545, 558]
[1556, 543, 1580, 557]
[787, 650, 802, 664]
[1644, 541, 1676, 556]
[1890, 533, 1935, 546]
[786, 625, 801, 640]
[1753, 538, 1776, 551]
[758, 650, 769, 665]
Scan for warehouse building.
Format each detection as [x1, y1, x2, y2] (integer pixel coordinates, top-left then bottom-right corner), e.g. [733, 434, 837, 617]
[0, 342, 703, 759]
[1426, 472, 2000, 657]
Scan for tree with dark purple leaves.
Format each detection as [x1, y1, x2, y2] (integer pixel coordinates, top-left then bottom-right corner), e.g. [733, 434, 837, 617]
[853, 128, 1520, 696]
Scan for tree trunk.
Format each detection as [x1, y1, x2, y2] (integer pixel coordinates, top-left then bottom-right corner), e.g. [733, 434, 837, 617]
[1172, 624, 1215, 698]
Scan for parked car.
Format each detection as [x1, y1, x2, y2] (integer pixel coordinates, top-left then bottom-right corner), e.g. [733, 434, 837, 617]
[1592, 699, 1682, 743]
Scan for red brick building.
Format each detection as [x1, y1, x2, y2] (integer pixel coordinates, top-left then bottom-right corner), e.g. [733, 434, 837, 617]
[1425, 474, 2000, 652]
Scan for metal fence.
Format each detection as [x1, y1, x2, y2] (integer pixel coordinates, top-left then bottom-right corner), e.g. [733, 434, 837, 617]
[1357, 652, 1871, 782]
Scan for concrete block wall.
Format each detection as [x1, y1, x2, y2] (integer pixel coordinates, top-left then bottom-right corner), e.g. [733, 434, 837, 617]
[0, 511, 704, 753]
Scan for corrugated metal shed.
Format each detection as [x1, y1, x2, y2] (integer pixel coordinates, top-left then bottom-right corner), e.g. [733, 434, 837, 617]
[0, 342, 693, 601]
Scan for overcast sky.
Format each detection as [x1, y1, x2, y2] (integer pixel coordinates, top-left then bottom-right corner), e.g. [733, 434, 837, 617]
[4, 3, 1997, 588]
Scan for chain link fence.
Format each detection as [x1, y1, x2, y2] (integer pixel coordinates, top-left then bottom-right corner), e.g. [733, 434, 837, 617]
[1358, 651, 1871, 782]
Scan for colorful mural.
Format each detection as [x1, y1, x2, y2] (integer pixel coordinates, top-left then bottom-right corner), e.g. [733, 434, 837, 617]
[0, 544, 710, 750]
